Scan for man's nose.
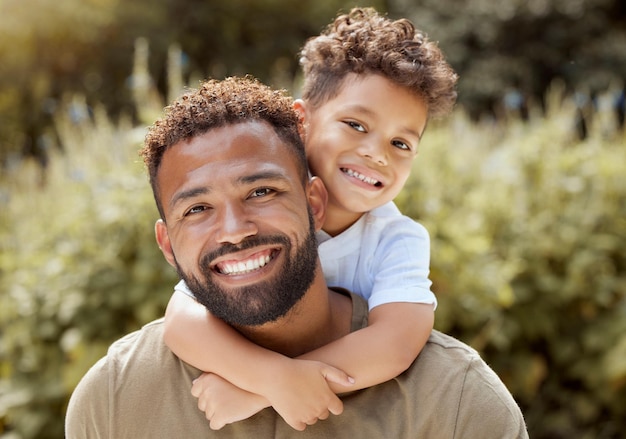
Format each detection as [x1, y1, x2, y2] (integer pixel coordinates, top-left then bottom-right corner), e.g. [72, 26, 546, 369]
[358, 137, 388, 166]
[214, 202, 258, 245]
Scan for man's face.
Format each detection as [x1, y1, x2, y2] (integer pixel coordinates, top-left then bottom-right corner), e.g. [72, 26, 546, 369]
[155, 121, 324, 326]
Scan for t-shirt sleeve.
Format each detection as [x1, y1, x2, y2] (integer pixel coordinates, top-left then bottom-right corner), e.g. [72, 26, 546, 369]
[65, 356, 110, 439]
[454, 356, 529, 439]
[367, 219, 436, 310]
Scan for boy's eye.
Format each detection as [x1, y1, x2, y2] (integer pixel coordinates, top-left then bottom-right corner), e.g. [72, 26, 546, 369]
[345, 121, 366, 132]
[392, 139, 412, 151]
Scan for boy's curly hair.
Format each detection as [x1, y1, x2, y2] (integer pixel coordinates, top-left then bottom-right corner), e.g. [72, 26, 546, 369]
[140, 76, 307, 218]
[299, 7, 458, 118]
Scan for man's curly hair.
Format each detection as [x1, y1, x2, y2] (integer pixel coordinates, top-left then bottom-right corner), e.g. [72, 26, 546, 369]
[299, 7, 458, 118]
[140, 76, 307, 219]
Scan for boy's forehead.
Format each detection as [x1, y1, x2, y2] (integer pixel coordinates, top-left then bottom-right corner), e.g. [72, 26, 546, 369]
[322, 73, 426, 111]
[317, 72, 422, 107]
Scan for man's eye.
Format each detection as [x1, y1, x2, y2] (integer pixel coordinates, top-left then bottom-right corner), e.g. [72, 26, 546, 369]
[346, 121, 366, 132]
[185, 205, 207, 216]
[250, 188, 273, 198]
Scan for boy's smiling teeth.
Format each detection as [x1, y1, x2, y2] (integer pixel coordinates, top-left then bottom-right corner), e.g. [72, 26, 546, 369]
[217, 254, 272, 275]
[342, 167, 381, 186]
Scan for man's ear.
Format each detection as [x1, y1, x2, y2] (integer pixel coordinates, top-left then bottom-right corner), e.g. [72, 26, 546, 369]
[155, 219, 177, 268]
[307, 176, 328, 231]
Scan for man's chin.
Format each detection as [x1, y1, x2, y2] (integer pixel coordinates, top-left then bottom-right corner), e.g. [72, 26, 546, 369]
[178, 223, 318, 326]
[182, 275, 285, 324]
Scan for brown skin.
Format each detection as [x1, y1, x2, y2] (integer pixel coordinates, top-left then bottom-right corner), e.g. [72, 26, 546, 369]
[296, 73, 429, 235]
[155, 121, 351, 356]
[156, 121, 354, 430]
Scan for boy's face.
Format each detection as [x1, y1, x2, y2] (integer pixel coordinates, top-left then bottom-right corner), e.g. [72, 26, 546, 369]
[299, 73, 428, 233]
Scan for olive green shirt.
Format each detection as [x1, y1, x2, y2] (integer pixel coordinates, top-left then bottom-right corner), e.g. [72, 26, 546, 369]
[66, 292, 528, 438]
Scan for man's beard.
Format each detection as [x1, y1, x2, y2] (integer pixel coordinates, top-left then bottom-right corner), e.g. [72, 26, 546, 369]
[176, 215, 318, 326]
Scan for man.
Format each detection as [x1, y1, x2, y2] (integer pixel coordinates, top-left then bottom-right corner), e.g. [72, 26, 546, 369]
[65, 76, 528, 438]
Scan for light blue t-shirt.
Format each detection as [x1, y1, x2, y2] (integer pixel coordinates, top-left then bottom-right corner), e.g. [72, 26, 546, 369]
[316, 201, 435, 310]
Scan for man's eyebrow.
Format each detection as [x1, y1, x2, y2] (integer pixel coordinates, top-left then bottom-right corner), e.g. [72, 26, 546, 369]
[169, 187, 211, 209]
[169, 171, 290, 209]
[238, 171, 290, 185]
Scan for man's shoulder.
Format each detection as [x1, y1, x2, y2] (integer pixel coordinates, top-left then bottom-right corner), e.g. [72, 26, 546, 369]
[425, 330, 479, 355]
[404, 329, 507, 403]
[412, 330, 482, 375]
[107, 318, 166, 358]
[336, 326, 527, 437]
[407, 330, 528, 437]
[67, 318, 205, 438]
[85, 318, 195, 391]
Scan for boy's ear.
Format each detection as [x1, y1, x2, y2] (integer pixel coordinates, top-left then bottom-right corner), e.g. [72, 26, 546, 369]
[293, 99, 307, 119]
[155, 219, 177, 268]
[307, 176, 328, 231]
[293, 99, 308, 141]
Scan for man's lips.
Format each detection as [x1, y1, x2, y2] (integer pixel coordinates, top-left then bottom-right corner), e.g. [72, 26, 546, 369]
[340, 167, 383, 187]
[213, 248, 278, 275]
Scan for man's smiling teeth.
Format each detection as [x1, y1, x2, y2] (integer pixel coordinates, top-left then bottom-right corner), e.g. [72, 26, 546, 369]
[342, 168, 380, 186]
[219, 254, 272, 275]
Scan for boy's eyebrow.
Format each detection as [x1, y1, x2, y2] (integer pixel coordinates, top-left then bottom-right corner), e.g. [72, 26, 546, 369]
[404, 126, 423, 141]
[169, 171, 290, 209]
[345, 104, 423, 140]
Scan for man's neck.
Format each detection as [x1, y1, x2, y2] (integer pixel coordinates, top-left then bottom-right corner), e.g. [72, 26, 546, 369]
[234, 271, 353, 357]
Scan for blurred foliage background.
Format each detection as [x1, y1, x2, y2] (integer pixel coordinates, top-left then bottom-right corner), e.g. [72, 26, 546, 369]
[0, 0, 625, 438]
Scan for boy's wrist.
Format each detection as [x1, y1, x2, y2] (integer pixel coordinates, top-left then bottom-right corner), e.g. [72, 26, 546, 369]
[271, 357, 300, 394]
[246, 355, 295, 398]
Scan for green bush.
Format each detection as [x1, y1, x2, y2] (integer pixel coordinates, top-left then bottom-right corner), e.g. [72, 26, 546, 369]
[0, 98, 177, 438]
[397, 82, 626, 438]
[0, 80, 624, 437]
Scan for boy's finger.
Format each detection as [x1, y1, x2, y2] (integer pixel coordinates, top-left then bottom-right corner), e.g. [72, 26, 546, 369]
[318, 409, 330, 420]
[191, 380, 202, 397]
[323, 366, 355, 386]
[328, 396, 344, 416]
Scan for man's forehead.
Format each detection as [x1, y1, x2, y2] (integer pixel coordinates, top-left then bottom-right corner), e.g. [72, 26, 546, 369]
[158, 122, 303, 202]
[163, 121, 295, 170]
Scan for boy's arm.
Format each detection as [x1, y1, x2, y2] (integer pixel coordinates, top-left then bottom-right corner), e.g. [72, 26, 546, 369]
[301, 211, 436, 393]
[191, 372, 268, 430]
[298, 301, 434, 393]
[191, 300, 433, 420]
[164, 290, 352, 430]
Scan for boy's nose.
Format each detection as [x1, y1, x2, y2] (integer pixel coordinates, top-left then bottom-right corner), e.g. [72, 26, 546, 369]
[358, 139, 388, 166]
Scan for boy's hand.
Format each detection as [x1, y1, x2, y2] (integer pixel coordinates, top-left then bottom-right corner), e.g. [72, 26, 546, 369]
[262, 359, 353, 431]
[191, 373, 268, 430]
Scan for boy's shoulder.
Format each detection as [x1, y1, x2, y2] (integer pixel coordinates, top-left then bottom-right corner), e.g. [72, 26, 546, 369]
[318, 202, 429, 254]
[366, 202, 428, 236]
[369, 200, 402, 217]
[368, 201, 418, 223]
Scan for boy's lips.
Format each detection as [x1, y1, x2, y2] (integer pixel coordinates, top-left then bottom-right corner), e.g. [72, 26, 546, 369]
[212, 248, 279, 276]
[340, 166, 384, 188]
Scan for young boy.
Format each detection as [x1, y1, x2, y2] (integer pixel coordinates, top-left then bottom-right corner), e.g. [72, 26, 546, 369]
[164, 7, 458, 431]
